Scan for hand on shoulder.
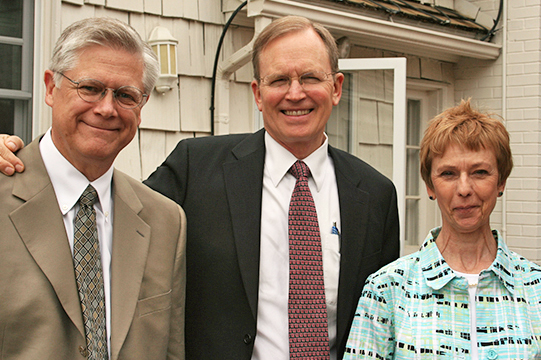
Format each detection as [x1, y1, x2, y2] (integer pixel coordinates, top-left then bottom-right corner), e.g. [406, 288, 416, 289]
[0, 135, 25, 175]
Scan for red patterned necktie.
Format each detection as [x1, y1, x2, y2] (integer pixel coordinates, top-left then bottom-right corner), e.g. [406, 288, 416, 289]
[73, 185, 108, 360]
[288, 160, 330, 359]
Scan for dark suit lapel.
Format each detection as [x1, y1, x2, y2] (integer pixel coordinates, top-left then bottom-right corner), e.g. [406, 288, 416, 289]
[9, 140, 85, 339]
[222, 129, 266, 318]
[109, 170, 151, 360]
[329, 147, 371, 348]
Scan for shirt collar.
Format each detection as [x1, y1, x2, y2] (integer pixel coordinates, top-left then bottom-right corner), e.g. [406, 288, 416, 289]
[39, 128, 113, 216]
[420, 227, 516, 294]
[264, 131, 330, 191]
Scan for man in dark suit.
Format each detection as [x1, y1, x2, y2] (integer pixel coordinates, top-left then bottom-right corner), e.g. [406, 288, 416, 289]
[0, 18, 186, 359]
[145, 16, 399, 360]
[0, 15, 398, 360]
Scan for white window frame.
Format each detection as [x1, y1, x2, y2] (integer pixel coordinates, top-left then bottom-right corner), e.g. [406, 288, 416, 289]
[338, 58, 407, 253]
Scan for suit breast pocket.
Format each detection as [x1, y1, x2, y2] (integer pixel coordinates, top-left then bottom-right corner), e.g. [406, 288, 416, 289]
[136, 290, 172, 318]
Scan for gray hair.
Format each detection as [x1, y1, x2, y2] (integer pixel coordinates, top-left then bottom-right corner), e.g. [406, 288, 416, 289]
[49, 17, 159, 94]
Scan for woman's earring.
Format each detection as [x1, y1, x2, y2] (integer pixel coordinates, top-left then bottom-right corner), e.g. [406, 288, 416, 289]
[498, 191, 503, 197]
[429, 196, 435, 200]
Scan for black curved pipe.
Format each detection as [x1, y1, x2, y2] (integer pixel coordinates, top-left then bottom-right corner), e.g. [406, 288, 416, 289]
[210, 1, 248, 135]
[480, 0, 504, 42]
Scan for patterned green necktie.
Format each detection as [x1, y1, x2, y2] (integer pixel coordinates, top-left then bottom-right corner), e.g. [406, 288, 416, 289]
[73, 185, 108, 360]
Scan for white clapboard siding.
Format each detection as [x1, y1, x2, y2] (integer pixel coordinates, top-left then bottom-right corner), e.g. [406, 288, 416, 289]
[63, 0, 83, 5]
[229, 26, 255, 83]
[179, 76, 212, 132]
[358, 143, 393, 179]
[141, 86, 181, 131]
[86, 0, 105, 6]
[406, 55, 421, 78]
[106, 0, 144, 14]
[174, 20, 205, 76]
[420, 58, 443, 81]
[183, 0, 199, 20]
[377, 101, 393, 145]
[114, 129, 142, 180]
[62, 3, 96, 29]
[199, 0, 223, 24]
[144, 0, 161, 16]
[228, 81, 254, 134]
[163, 0, 183, 17]
[140, 129, 169, 181]
[357, 99, 379, 145]
[204, 23, 223, 78]
[94, 6, 129, 23]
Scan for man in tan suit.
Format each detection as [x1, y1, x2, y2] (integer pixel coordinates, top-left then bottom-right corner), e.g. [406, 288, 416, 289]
[0, 18, 186, 359]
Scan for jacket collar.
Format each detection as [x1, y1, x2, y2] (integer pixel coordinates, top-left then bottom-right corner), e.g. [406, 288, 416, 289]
[420, 227, 516, 294]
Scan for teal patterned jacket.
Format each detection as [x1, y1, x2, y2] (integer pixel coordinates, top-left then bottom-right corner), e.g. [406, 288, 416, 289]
[344, 227, 541, 359]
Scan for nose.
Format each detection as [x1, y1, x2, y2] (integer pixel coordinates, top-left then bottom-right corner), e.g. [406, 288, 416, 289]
[457, 173, 472, 197]
[284, 78, 306, 100]
[93, 89, 118, 117]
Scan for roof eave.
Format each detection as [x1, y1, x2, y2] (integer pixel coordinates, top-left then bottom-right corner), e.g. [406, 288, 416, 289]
[247, 0, 501, 63]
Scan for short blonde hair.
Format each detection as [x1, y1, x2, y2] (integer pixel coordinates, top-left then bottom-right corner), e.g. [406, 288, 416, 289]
[252, 15, 339, 81]
[420, 99, 513, 189]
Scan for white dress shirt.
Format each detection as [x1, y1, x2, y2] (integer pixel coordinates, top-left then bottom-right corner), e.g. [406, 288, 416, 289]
[39, 129, 114, 356]
[253, 132, 341, 360]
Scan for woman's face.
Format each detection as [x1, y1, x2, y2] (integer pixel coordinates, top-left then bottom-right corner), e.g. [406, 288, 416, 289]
[427, 144, 505, 236]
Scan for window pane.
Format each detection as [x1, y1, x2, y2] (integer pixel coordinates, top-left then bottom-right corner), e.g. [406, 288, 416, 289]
[0, 44, 22, 90]
[0, 99, 15, 134]
[327, 73, 351, 152]
[407, 99, 421, 145]
[0, 1, 23, 38]
[406, 148, 420, 195]
[405, 199, 419, 246]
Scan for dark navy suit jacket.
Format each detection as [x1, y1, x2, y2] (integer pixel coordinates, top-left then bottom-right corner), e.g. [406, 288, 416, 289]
[144, 128, 400, 360]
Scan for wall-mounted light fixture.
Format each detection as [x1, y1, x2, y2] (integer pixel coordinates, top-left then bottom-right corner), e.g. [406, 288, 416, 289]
[148, 26, 178, 94]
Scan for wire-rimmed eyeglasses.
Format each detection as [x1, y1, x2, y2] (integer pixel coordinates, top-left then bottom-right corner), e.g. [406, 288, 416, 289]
[259, 71, 336, 93]
[58, 72, 148, 109]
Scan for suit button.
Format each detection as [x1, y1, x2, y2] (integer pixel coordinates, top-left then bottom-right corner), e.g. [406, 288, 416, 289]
[243, 334, 253, 344]
[79, 345, 89, 357]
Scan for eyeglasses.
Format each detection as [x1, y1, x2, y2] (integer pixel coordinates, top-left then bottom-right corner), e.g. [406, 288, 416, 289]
[58, 73, 148, 109]
[259, 71, 336, 92]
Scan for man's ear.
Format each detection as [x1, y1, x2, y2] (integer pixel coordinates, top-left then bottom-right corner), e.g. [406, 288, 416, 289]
[44, 70, 56, 107]
[331, 72, 345, 106]
[251, 80, 263, 111]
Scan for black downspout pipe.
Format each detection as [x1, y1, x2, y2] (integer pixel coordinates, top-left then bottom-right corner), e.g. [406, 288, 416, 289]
[210, 1, 248, 135]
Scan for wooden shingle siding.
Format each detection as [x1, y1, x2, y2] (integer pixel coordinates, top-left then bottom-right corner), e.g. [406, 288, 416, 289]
[141, 86, 181, 131]
[199, 0, 224, 24]
[228, 26, 255, 83]
[106, 0, 144, 14]
[114, 130, 142, 180]
[140, 129, 169, 180]
[229, 82, 255, 133]
[179, 76, 212, 132]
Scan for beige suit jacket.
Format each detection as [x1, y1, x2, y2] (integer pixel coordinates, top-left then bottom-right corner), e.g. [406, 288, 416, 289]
[0, 138, 186, 360]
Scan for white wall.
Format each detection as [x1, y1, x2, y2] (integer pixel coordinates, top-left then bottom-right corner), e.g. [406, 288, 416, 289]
[455, 0, 541, 263]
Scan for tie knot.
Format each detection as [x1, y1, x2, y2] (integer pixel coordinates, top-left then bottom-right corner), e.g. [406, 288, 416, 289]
[289, 160, 310, 180]
[79, 185, 98, 207]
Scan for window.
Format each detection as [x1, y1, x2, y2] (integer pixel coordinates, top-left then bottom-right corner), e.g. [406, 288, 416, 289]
[405, 99, 422, 248]
[0, 0, 33, 143]
[403, 89, 443, 254]
[328, 58, 407, 252]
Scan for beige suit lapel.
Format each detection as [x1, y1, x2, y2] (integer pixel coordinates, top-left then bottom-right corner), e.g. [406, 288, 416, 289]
[109, 170, 151, 360]
[9, 139, 86, 339]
